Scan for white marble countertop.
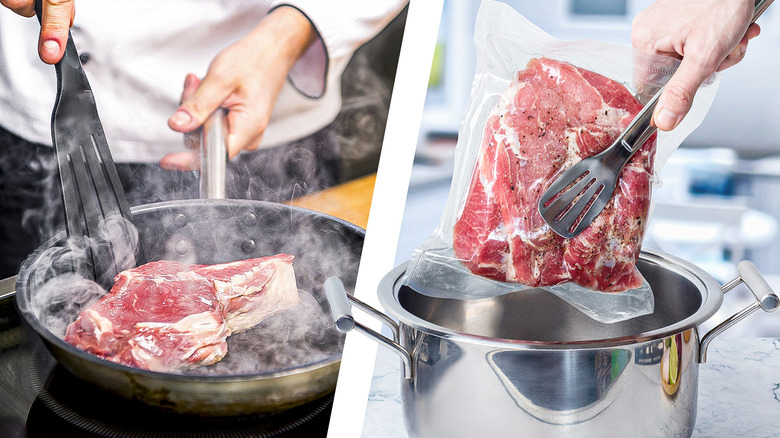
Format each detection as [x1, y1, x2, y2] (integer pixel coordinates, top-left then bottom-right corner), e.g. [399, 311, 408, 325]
[361, 338, 780, 438]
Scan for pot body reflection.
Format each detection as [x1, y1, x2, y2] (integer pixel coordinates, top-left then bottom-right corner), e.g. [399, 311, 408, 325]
[400, 326, 698, 438]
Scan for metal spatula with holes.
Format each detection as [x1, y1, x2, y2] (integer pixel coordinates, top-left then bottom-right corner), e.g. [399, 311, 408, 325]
[538, 0, 772, 239]
[537, 89, 659, 239]
[35, 0, 145, 285]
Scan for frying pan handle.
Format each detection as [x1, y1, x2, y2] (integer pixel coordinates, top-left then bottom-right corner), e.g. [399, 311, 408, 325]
[699, 261, 778, 363]
[199, 109, 228, 199]
[324, 277, 413, 379]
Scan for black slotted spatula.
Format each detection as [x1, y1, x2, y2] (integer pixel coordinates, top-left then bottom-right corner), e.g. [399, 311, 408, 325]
[35, 0, 146, 286]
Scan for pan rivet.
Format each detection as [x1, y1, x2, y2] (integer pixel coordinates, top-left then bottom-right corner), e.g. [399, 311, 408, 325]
[241, 239, 256, 253]
[175, 240, 190, 255]
[243, 213, 258, 227]
[174, 214, 188, 228]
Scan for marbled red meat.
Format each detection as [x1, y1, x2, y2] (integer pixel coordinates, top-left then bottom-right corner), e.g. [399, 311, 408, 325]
[64, 255, 299, 372]
[190, 254, 299, 333]
[453, 58, 655, 292]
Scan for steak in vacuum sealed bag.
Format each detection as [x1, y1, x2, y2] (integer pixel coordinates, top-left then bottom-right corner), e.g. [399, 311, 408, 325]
[405, 0, 718, 323]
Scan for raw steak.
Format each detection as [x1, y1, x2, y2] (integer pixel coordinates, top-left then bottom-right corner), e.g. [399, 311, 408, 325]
[190, 254, 299, 333]
[453, 58, 655, 292]
[64, 255, 299, 372]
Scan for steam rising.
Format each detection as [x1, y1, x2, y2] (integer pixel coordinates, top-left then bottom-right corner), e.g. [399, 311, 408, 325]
[18, 202, 362, 377]
[31, 273, 105, 338]
[187, 291, 343, 376]
[336, 41, 393, 181]
[23, 214, 139, 336]
[14, 20, 384, 378]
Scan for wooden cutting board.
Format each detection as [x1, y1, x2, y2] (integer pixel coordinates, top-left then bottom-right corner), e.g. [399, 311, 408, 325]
[285, 173, 376, 229]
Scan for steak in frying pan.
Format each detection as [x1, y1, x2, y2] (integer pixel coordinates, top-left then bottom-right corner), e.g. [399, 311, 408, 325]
[452, 58, 656, 292]
[64, 255, 299, 372]
[189, 254, 299, 333]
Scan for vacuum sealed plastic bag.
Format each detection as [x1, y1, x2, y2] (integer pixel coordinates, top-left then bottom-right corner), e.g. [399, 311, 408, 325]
[405, 0, 719, 323]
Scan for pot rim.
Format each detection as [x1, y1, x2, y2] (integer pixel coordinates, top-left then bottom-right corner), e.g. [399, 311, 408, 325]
[378, 249, 723, 350]
[15, 199, 363, 382]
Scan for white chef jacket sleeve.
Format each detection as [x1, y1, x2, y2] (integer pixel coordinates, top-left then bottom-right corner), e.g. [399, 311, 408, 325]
[271, 0, 408, 98]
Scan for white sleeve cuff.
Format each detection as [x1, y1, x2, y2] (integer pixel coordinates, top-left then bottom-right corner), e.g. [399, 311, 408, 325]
[272, 1, 407, 99]
[271, 4, 328, 98]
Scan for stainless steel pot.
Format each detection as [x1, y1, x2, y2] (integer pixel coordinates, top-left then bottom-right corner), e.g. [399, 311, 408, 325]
[15, 199, 364, 416]
[326, 250, 778, 438]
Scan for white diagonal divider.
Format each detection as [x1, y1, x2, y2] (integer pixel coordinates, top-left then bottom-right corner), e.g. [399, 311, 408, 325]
[326, 0, 444, 436]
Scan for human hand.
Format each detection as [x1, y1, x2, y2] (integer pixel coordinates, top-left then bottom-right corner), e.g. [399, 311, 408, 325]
[1, 0, 75, 64]
[160, 6, 316, 171]
[631, 0, 759, 131]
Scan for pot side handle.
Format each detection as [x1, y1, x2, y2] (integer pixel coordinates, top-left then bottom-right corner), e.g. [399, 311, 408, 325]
[699, 261, 779, 363]
[324, 277, 414, 379]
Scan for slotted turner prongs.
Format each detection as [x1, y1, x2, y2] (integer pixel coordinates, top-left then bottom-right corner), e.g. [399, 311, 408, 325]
[538, 89, 660, 239]
[51, 35, 132, 240]
[539, 164, 606, 239]
[36, 0, 145, 285]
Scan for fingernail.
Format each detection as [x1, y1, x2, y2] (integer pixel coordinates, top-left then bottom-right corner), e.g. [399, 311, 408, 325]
[170, 109, 193, 127]
[655, 108, 680, 130]
[41, 40, 60, 60]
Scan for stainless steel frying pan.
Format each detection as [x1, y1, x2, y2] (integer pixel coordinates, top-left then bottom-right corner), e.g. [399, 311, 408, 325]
[15, 199, 364, 416]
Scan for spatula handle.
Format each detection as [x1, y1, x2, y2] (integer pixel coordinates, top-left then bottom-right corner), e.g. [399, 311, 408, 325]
[754, 0, 773, 21]
[618, 89, 661, 155]
[33, 0, 41, 21]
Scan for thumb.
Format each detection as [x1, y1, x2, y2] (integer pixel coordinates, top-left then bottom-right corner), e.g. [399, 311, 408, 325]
[653, 55, 712, 131]
[168, 74, 230, 133]
[37, 0, 76, 64]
